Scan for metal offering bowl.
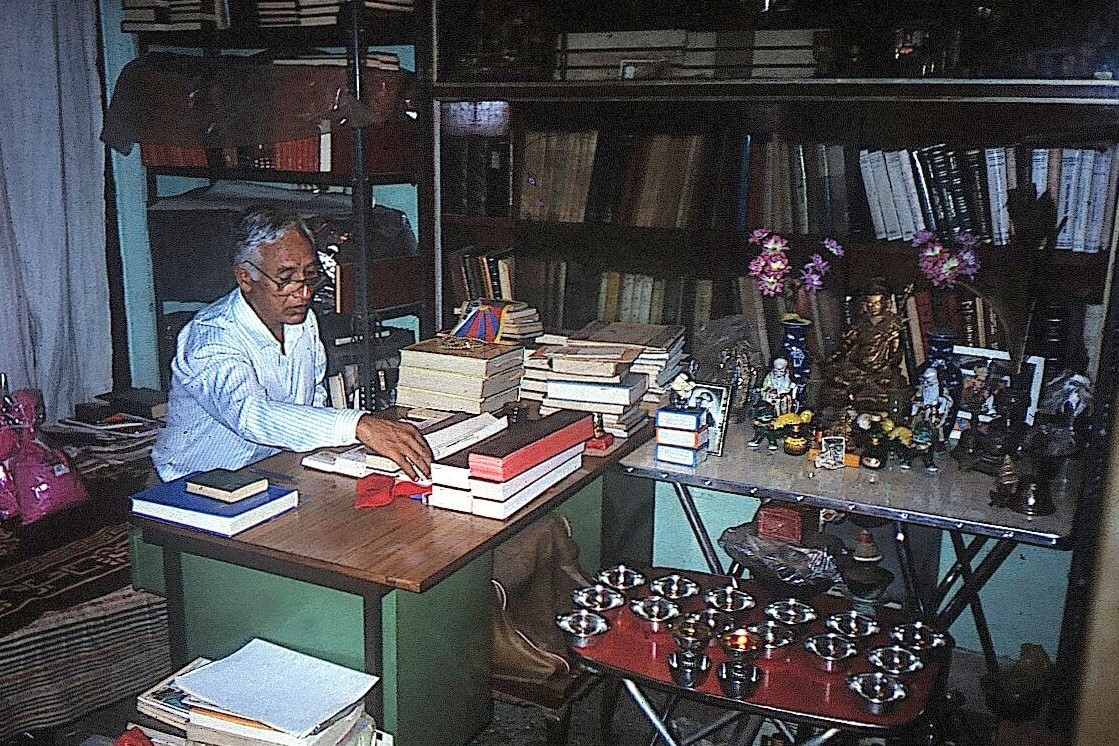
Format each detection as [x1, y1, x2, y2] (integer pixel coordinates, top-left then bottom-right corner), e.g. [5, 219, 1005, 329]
[890, 621, 947, 651]
[868, 645, 924, 676]
[704, 585, 757, 613]
[805, 633, 859, 671]
[719, 628, 761, 662]
[745, 620, 796, 658]
[825, 610, 881, 638]
[717, 660, 763, 699]
[556, 609, 609, 648]
[572, 584, 625, 612]
[669, 618, 715, 653]
[764, 597, 818, 625]
[630, 595, 680, 632]
[848, 672, 908, 714]
[666, 650, 712, 688]
[649, 573, 700, 600]
[685, 609, 735, 640]
[597, 564, 646, 593]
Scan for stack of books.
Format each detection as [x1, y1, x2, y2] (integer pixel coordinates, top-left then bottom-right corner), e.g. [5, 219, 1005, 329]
[526, 322, 685, 438]
[131, 471, 298, 537]
[258, 0, 341, 27]
[652, 406, 710, 467]
[121, 0, 230, 33]
[395, 337, 524, 414]
[137, 639, 389, 746]
[364, 0, 413, 13]
[428, 409, 593, 520]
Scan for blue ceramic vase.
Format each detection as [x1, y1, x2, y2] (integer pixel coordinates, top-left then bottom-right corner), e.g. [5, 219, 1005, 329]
[780, 316, 813, 388]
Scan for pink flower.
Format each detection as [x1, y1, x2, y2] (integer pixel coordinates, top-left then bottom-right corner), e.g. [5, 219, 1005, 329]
[762, 233, 789, 252]
[758, 274, 785, 297]
[806, 253, 829, 274]
[747, 230, 842, 299]
[912, 230, 982, 288]
[749, 228, 772, 244]
[801, 268, 825, 292]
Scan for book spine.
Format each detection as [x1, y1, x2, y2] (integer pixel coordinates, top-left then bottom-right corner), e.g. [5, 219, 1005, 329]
[961, 148, 992, 243]
[858, 149, 886, 239]
[1070, 147, 1097, 252]
[868, 150, 902, 240]
[1083, 146, 1113, 254]
[1055, 147, 1082, 250]
[789, 142, 809, 234]
[984, 147, 1010, 245]
[884, 149, 917, 240]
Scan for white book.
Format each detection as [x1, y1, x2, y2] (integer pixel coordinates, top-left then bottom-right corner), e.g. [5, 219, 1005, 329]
[471, 453, 583, 520]
[858, 149, 886, 239]
[186, 701, 366, 746]
[394, 384, 519, 415]
[1031, 147, 1050, 199]
[893, 148, 926, 234]
[538, 397, 632, 416]
[655, 425, 710, 449]
[1083, 146, 1114, 254]
[427, 483, 472, 512]
[469, 443, 585, 501]
[984, 147, 1010, 246]
[364, 412, 509, 474]
[884, 149, 917, 240]
[868, 149, 902, 240]
[397, 365, 523, 399]
[1055, 147, 1083, 250]
[1070, 148, 1097, 252]
[545, 372, 648, 406]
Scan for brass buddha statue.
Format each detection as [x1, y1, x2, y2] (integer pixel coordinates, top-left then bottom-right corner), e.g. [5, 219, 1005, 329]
[824, 280, 907, 408]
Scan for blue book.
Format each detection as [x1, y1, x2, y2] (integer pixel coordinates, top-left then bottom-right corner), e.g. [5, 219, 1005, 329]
[131, 475, 298, 537]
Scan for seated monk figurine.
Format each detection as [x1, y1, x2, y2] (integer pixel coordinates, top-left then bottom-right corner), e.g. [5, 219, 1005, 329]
[824, 279, 906, 408]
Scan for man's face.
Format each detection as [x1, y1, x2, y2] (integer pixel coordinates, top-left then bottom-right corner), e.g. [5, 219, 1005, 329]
[236, 229, 317, 341]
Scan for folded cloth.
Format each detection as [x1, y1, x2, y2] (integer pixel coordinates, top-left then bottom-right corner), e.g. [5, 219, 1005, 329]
[354, 474, 431, 508]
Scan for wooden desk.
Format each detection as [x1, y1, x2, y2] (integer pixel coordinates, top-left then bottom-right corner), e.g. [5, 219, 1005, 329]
[135, 429, 648, 746]
[619, 423, 1075, 674]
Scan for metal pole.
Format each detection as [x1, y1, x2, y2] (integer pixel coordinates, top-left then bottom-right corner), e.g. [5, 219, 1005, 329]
[348, 1, 374, 408]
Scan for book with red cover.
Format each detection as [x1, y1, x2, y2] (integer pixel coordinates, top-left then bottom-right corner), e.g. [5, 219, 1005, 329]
[461, 409, 593, 483]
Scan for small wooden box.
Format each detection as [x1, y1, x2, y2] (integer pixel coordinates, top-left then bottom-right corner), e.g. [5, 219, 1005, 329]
[757, 505, 806, 543]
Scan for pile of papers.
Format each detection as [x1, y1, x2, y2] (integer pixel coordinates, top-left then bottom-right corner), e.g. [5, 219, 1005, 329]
[138, 639, 389, 746]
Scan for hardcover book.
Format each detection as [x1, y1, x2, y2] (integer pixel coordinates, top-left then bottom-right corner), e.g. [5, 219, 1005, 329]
[185, 468, 268, 503]
[654, 443, 709, 467]
[545, 372, 648, 406]
[469, 443, 585, 501]
[470, 452, 583, 520]
[132, 478, 298, 537]
[456, 409, 593, 483]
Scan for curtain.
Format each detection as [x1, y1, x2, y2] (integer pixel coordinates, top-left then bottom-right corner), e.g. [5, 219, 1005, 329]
[0, 1, 111, 420]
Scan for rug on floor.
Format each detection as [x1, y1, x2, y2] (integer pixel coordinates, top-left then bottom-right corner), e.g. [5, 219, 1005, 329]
[0, 521, 133, 636]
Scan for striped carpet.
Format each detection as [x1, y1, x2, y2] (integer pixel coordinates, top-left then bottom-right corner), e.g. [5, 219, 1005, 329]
[0, 522, 171, 742]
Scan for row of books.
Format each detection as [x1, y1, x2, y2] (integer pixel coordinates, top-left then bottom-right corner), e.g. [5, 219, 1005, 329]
[121, 0, 230, 33]
[256, 0, 342, 27]
[138, 638, 391, 746]
[428, 409, 593, 520]
[445, 246, 517, 303]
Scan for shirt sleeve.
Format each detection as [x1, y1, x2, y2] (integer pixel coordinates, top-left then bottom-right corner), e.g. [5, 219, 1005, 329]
[176, 337, 364, 453]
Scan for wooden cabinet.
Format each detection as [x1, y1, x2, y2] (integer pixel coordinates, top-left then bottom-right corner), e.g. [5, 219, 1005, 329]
[427, 0, 1119, 728]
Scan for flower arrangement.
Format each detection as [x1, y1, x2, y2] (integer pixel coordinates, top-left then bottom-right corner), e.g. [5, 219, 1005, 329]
[912, 229, 981, 288]
[746, 229, 845, 298]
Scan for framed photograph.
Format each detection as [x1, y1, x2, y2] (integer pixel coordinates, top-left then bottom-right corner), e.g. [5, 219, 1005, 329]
[686, 383, 731, 456]
[814, 436, 847, 470]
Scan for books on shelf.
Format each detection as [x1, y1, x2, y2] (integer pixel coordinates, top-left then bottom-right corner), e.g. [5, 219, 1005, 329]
[131, 478, 298, 537]
[185, 468, 268, 503]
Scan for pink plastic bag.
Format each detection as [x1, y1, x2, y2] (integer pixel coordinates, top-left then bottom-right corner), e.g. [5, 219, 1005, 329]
[4, 388, 89, 525]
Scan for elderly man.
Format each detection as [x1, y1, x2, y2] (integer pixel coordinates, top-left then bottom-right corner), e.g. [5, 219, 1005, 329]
[152, 208, 432, 482]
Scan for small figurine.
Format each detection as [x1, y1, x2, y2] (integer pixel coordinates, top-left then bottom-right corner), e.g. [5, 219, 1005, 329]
[760, 357, 800, 415]
[909, 418, 939, 472]
[886, 424, 914, 468]
[748, 400, 781, 450]
[909, 367, 954, 454]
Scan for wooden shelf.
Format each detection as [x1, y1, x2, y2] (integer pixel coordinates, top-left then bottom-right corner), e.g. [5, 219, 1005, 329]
[147, 166, 415, 187]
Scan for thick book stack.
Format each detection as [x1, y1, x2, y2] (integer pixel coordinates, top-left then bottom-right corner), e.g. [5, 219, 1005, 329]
[652, 407, 709, 467]
[137, 639, 387, 746]
[395, 337, 524, 414]
[428, 409, 593, 520]
[131, 476, 298, 537]
[122, 0, 230, 33]
[258, 0, 341, 27]
[566, 321, 687, 411]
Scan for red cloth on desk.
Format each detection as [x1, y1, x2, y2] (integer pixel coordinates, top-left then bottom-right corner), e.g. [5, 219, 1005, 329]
[354, 473, 431, 508]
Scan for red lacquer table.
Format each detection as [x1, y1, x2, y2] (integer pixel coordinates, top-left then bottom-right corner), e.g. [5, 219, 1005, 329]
[568, 568, 953, 745]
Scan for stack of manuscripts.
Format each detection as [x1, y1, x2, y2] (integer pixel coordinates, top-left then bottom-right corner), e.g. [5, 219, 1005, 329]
[522, 322, 685, 438]
[137, 638, 392, 746]
[395, 337, 524, 414]
[428, 409, 593, 520]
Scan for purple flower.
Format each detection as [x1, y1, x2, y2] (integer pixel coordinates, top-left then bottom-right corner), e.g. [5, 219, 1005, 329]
[806, 253, 829, 274]
[801, 268, 825, 292]
[749, 228, 773, 245]
[956, 231, 980, 250]
[912, 229, 937, 246]
[821, 237, 845, 257]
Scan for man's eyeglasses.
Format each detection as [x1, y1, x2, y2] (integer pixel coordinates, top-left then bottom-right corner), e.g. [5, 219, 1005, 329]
[242, 260, 327, 295]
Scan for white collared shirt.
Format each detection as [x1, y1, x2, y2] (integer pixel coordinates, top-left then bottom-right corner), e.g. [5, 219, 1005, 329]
[152, 289, 364, 481]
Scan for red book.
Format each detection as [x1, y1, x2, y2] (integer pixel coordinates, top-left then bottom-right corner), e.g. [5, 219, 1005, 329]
[467, 409, 593, 482]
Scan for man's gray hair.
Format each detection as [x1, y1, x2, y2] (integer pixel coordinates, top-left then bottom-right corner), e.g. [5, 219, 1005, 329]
[231, 207, 314, 277]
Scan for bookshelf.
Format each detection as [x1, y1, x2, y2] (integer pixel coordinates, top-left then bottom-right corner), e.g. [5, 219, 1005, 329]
[123, 0, 434, 405]
[427, 1, 1119, 729]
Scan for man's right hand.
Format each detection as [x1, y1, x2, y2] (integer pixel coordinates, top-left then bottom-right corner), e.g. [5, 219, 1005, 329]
[355, 414, 433, 481]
